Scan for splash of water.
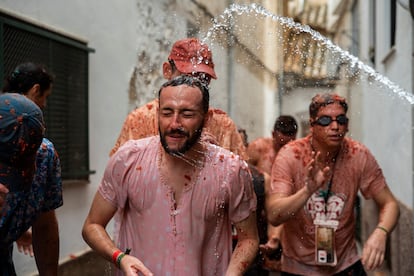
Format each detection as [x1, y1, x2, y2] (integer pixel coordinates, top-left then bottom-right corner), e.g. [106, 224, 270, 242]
[203, 3, 414, 105]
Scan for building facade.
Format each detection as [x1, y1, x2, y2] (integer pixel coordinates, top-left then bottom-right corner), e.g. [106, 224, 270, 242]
[0, 0, 412, 274]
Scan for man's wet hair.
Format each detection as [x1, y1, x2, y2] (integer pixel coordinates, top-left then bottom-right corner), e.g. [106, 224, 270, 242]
[309, 93, 348, 119]
[274, 115, 298, 136]
[3, 62, 54, 95]
[158, 75, 210, 114]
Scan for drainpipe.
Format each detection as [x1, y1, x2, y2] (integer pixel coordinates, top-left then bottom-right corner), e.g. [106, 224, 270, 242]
[227, 0, 235, 117]
[277, 1, 286, 117]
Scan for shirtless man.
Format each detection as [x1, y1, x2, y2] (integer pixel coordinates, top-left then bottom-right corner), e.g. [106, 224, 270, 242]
[247, 115, 298, 175]
[246, 115, 298, 274]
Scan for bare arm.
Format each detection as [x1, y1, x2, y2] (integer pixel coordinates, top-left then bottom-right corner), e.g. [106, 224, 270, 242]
[260, 172, 282, 254]
[266, 153, 329, 226]
[82, 192, 117, 261]
[361, 186, 400, 271]
[260, 224, 282, 252]
[266, 188, 311, 226]
[82, 192, 153, 276]
[226, 212, 259, 276]
[32, 210, 59, 276]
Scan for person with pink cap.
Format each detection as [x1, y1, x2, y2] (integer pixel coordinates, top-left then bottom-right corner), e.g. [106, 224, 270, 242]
[110, 38, 247, 160]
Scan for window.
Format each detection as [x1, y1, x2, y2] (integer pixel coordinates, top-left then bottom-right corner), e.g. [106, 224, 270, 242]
[0, 12, 95, 181]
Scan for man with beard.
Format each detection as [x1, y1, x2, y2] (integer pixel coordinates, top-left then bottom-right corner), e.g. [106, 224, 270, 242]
[109, 37, 247, 160]
[82, 75, 259, 276]
[266, 93, 399, 275]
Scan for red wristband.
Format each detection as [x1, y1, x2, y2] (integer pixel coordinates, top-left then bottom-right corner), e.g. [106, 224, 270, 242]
[112, 250, 122, 265]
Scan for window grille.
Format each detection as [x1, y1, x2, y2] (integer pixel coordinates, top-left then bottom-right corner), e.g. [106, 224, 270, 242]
[0, 12, 95, 180]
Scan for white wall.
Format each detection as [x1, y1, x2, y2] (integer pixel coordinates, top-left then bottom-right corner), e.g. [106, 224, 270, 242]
[359, 2, 414, 207]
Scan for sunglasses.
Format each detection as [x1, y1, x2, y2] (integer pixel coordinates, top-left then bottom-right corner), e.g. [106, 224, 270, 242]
[314, 115, 349, 126]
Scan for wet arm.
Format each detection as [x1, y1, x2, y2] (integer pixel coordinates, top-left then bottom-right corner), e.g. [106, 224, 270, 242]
[226, 212, 259, 276]
[266, 186, 311, 226]
[362, 186, 400, 270]
[82, 192, 153, 276]
[82, 192, 118, 261]
[266, 224, 282, 248]
[32, 210, 59, 276]
[261, 173, 282, 252]
[266, 154, 329, 226]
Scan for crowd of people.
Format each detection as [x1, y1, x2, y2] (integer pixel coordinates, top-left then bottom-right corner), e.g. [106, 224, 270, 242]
[0, 37, 400, 276]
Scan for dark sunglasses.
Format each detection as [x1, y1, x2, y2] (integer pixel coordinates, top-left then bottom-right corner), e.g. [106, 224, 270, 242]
[314, 115, 349, 126]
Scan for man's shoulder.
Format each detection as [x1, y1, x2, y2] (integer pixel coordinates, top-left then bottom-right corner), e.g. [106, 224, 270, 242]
[342, 137, 370, 154]
[250, 137, 272, 147]
[126, 99, 158, 118]
[117, 136, 159, 154]
[277, 137, 309, 157]
[208, 108, 234, 124]
[209, 107, 228, 116]
[207, 143, 248, 168]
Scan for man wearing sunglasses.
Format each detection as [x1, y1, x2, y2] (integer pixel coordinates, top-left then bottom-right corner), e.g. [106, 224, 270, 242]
[266, 93, 399, 275]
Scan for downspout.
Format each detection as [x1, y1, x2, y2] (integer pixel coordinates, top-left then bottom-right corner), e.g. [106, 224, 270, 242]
[277, 1, 287, 116]
[227, 0, 235, 117]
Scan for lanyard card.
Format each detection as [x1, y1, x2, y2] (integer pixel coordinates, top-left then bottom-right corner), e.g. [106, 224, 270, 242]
[314, 220, 338, 266]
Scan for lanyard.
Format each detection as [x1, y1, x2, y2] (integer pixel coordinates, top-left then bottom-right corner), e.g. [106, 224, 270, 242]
[320, 172, 334, 213]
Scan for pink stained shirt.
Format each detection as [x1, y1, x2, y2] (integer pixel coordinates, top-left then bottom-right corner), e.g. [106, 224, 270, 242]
[99, 136, 256, 276]
[270, 135, 387, 275]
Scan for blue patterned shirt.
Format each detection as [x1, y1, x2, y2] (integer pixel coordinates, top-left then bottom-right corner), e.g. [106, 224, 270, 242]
[0, 138, 63, 246]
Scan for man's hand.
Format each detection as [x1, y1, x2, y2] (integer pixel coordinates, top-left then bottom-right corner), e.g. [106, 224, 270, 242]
[120, 255, 153, 276]
[259, 237, 282, 270]
[361, 228, 387, 271]
[16, 229, 34, 257]
[305, 151, 330, 194]
[259, 238, 280, 259]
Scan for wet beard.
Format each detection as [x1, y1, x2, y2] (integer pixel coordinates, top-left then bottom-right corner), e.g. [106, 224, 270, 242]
[159, 124, 204, 156]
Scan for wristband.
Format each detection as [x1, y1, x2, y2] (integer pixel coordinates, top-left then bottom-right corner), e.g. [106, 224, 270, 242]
[377, 225, 389, 234]
[112, 250, 122, 265]
[116, 253, 126, 268]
